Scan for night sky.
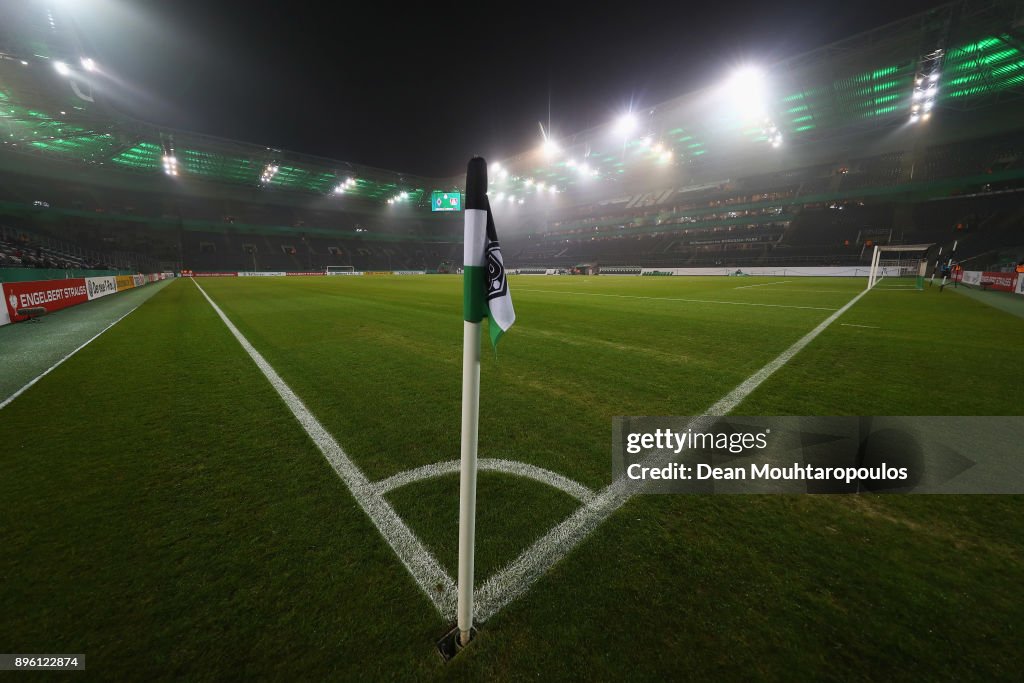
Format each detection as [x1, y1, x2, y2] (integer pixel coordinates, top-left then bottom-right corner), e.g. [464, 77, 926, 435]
[68, 0, 945, 177]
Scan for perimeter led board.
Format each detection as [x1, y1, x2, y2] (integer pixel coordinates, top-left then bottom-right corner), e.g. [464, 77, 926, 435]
[431, 191, 462, 212]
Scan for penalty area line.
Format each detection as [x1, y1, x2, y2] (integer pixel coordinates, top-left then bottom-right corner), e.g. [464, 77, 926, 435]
[733, 280, 794, 289]
[189, 278, 457, 618]
[472, 284, 873, 622]
[0, 303, 144, 412]
[516, 288, 837, 311]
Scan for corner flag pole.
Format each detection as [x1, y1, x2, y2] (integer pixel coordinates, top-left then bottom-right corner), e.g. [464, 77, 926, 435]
[457, 157, 488, 647]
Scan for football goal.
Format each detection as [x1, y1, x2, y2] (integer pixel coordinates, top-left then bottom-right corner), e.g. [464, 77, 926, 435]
[326, 265, 356, 275]
[867, 243, 933, 290]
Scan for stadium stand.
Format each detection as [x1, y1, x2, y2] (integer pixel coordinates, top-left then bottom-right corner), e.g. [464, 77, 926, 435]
[1, 0, 1022, 275]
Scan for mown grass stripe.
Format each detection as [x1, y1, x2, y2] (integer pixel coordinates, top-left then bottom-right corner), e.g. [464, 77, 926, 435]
[473, 286, 870, 622]
[190, 278, 458, 617]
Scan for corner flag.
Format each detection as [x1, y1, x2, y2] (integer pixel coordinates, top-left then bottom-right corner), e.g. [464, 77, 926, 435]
[463, 161, 515, 347]
[456, 156, 514, 648]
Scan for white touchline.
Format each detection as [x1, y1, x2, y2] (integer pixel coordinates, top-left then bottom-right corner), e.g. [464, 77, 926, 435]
[191, 279, 458, 617]
[472, 284, 873, 622]
[733, 280, 794, 289]
[516, 288, 837, 311]
[0, 303, 143, 411]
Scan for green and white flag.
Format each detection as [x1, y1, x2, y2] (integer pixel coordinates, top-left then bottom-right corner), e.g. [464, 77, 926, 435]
[457, 156, 515, 646]
[464, 196, 515, 347]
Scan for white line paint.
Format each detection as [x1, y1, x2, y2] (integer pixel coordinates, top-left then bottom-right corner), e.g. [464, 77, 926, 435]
[733, 280, 793, 289]
[374, 458, 596, 503]
[190, 279, 458, 617]
[516, 288, 837, 311]
[840, 323, 880, 329]
[0, 304, 143, 411]
[472, 285, 872, 622]
[762, 289, 848, 294]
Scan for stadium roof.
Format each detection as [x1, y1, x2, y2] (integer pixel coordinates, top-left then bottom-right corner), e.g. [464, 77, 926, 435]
[485, 0, 1024, 198]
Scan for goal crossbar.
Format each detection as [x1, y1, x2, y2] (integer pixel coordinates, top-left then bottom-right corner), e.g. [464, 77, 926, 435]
[868, 243, 934, 289]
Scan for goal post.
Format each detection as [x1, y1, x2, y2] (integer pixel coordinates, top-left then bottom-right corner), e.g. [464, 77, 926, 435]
[867, 243, 934, 290]
[326, 265, 355, 275]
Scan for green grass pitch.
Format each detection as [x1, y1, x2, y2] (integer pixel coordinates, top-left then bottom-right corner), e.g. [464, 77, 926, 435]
[1, 274, 1022, 680]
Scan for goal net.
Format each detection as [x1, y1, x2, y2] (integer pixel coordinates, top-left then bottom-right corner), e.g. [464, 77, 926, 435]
[867, 244, 933, 290]
[327, 265, 356, 275]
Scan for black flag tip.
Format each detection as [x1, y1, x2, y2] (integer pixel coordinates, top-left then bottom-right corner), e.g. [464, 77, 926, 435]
[465, 157, 488, 211]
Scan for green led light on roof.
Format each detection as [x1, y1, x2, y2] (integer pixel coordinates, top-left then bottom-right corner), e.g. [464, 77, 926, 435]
[946, 36, 1007, 60]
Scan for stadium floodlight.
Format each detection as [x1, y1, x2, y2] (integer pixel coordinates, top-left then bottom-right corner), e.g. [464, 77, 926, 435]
[729, 65, 764, 88]
[495, 192, 505, 201]
[524, 178, 534, 187]
[508, 194, 516, 203]
[549, 185, 557, 193]
[334, 184, 346, 194]
[652, 142, 664, 153]
[660, 149, 673, 161]
[725, 65, 769, 119]
[579, 162, 591, 175]
[162, 154, 178, 177]
[518, 199, 525, 205]
[20, 60, 28, 66]
[929, 72, 939, 81]
[81, 57, 96, 72]
[400, 191, 409, 199]
[53, 60, 70, 76]
[536, 181, 545, 191]
[500, 168, 509, 179]
[539, 122, 560, 158]
[614, 112, 637, 138]
[260, 163, 279, 184]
